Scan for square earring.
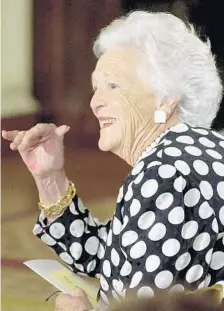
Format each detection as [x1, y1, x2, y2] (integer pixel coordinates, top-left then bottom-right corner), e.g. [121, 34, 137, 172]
[154, 110, 167, 124]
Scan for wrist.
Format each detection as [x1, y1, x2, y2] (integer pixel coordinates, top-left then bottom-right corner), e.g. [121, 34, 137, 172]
[34, 170, 70, 205]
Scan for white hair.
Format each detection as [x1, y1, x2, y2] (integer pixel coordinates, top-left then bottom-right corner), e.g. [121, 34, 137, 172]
[93, 11, 223, 128]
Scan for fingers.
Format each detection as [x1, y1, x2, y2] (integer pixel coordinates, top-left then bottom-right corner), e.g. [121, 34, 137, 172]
[55, 125, 70, 138]
[2, 130, 20, 141]
[70, 288, 87, 298]
[10, 131, 26, 150]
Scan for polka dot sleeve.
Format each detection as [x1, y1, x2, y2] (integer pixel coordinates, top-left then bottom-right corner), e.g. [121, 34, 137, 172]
[33, 195, 111, 277]
[122, 166, 221, 294]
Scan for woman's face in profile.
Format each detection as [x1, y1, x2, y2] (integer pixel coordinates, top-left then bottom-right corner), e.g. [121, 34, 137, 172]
[90, 46, 156, 155]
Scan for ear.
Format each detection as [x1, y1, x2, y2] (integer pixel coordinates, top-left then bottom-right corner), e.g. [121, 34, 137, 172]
[160, 98, 178, 120]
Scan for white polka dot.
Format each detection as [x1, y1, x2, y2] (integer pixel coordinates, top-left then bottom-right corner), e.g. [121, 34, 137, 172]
[193, 232, 211, 251]
[117, 186, 123, 203]
[219, 206, 224, 226]
[74, 263, 84, 272]
[175, 252, 191, 271]
[100, 290, 109, 304]
[198, 202, 214, 219]
[181, 221, 198, 239]
[186, 264, 203, 283]
[193, 160, 209, 176]
[134, 172, 144, 184]
[77, 198, 86, 213]
[212, 218, 219, 233]
[130, 199, 141, 217]
[175, 160, 191, 175]
[217, 182, 224, 200]
[176, 136, 194, 145]
[148, 223, 166, 241]
[199, 137, 215, 148]
[147, 161, 162, 169]
[156, 192, 174, 210]
[120, 261, 132, 276]
[171, 123, 188, 133]
[70, 242, 82, 260]
[164, 139, 172, 146]
[179, 257, 193, 277]
[145, 255, 161, 272]
[141, 179, 158, 198]
[97, 243, 105, 260]
[121, 215, 129, 231]
[69, 201, 79, 215]
[106, 229, 112, 247]
[113, 217, 122, 235]
[122, 230, 138, 247]
[205, 248, 213, 264]
[185, 146, 202, 156]
[162, 239, 180, 257]
[192, 128, 208, 135]
[158, 164, 176, 179]
[58, 242, 66, 251]
[85, 237, 99, 255]
[87, 259, 96, 273]
[157, 150, 163, 158]
[137, 286, 154, 297]
[169, 284, 185, 293]
[98, 227, 108, 242]
[124, 183, 133, 201]
[49, 222, 65, 239]
[184, 188, 200, 207]
[111, 248, 120, 267]
[132, 161, 144, 175]
[103, 260, 111, 277]
[41, 233, 56, 246]
[59, 252, 74, 265]
[220, 141, 224, 148]
[168, 206, 185, 225]
[212, 161, 224, 177]
[112, 279, 124, 292]
[199, 181, 213, 200]
[155, 271, 173, 289]
[130, 241, 147, 259]
[206, 149, 222, 160]
[69, 220, 84, 238]
[173, 176, 186, 192]
[130, 271, 143, 288]
[164, 147, 182, 157]
[100, 275, 109, 291]
[211, 130, 224, 139]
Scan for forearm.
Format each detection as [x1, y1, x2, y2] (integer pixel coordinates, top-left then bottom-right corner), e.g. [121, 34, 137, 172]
[33, 170, 70, 205]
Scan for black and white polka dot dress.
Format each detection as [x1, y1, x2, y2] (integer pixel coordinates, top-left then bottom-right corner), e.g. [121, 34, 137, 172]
[33, 123, 224, 307]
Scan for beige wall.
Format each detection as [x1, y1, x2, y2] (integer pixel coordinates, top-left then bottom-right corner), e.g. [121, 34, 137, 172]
[1, 0, 39, 117]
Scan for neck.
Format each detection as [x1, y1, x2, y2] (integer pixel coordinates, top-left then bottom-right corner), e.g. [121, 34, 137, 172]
[114, 115, 180, 167]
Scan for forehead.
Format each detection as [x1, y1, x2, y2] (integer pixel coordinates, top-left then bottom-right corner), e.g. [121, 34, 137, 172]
[92, 46, 139, 79]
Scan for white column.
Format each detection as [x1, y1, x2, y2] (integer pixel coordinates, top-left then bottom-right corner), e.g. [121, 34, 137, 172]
[2, 0, 39, 117]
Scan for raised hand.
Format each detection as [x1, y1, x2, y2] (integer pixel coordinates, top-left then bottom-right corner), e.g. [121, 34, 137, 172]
[2, 123, 70, 177]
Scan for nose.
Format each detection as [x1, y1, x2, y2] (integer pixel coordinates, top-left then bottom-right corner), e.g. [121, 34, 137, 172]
[90, 95, 106, 115]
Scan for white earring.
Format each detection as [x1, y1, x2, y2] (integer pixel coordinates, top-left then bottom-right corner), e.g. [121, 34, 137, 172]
[154, 110, 167, 124]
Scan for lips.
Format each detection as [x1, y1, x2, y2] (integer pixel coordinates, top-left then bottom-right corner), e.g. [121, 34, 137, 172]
[98, 117, 116, 129]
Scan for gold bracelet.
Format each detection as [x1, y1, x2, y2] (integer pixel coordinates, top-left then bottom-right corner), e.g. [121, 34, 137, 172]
[38, 181, 76, 217]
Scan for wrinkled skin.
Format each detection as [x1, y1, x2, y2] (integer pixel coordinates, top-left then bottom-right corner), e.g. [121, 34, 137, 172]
[91, 46, 179, 165]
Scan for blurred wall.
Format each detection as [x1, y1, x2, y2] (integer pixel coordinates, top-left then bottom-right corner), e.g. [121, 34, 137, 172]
[1, 0, 39, 118]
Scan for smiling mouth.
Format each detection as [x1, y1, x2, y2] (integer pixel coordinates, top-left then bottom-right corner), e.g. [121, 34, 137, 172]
[99, 118, 116, 129]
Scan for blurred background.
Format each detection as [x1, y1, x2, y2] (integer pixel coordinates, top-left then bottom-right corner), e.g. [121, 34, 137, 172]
[1, 1, 224, 310]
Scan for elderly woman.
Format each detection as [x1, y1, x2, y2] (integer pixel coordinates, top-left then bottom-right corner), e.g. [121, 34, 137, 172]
[2, 10, 224, 311]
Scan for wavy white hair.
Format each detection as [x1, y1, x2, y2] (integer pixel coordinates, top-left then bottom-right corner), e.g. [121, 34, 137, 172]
[93, 11, 223, 128]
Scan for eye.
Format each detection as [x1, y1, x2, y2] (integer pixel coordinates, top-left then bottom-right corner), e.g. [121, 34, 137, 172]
[92, 86, 97, 93]
[108, 82, 119, 90]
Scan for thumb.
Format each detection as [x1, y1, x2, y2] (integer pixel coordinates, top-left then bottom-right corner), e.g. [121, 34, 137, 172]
[55, 125, 70, 138]
[70, 288, 87, 298]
